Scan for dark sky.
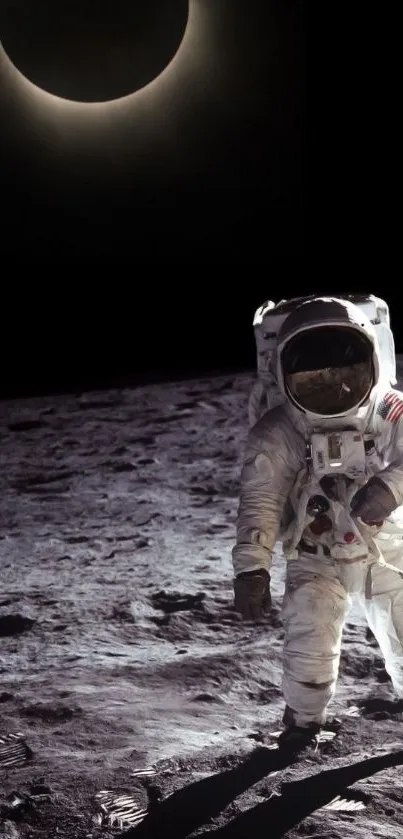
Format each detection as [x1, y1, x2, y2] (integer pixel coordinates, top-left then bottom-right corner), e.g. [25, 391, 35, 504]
[1, 0, 305, 261]
[0, 0, 309, 397]
[7, 1, 394, 400]
[0, 2, 400, 402]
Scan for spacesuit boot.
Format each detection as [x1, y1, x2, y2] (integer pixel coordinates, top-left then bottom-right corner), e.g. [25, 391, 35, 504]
[278, 704, 343, 752]
[278, 705, 321, 752]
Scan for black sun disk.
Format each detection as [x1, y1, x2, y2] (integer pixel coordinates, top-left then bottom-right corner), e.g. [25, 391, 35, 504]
[0, 0, 189, 102]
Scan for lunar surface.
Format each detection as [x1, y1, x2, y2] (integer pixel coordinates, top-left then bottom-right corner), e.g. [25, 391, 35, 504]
[1, 366, 403, 838]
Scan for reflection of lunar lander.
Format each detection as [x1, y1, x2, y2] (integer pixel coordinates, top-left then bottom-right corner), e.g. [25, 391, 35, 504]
[248, 293, 396, 427]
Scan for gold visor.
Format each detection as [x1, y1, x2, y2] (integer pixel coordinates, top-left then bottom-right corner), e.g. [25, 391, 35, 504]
[286, 360, 373, 415]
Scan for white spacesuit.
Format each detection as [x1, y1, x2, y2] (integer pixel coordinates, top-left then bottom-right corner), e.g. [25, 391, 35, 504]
[232, 296, 403, 747]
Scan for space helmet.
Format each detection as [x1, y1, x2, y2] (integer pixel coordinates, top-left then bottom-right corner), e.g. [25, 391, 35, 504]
[276, 297, 379, 419]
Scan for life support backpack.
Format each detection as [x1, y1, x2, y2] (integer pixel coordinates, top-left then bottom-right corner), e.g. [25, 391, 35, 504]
[248, 293, 397, 427]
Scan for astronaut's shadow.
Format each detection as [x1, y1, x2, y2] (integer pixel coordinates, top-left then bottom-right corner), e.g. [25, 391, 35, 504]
[119, 745, 298, 838]
[197, 748, 403, 838]
[119, 744, 403, 839]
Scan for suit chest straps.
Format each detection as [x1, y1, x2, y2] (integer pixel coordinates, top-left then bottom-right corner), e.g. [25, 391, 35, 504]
[291, 429, 383, 561]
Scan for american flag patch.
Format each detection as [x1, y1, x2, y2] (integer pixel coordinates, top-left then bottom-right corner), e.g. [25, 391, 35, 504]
[377, 391, 403, 423]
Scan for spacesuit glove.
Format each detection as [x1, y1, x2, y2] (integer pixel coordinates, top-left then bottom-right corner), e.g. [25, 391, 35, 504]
[350, 476, 398, 524]
[234, 569, 271, 620]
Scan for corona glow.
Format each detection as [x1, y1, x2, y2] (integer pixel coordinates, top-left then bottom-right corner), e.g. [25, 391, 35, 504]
[0, 1, 213, 121]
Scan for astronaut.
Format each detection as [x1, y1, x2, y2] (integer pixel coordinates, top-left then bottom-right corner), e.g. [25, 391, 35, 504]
[232, 295, 403, 749]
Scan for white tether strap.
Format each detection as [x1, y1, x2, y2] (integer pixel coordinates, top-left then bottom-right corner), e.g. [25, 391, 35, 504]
[355, 519, 403, 600]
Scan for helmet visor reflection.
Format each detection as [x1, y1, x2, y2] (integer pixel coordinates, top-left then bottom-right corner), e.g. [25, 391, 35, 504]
[282, 327, 374, 415]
